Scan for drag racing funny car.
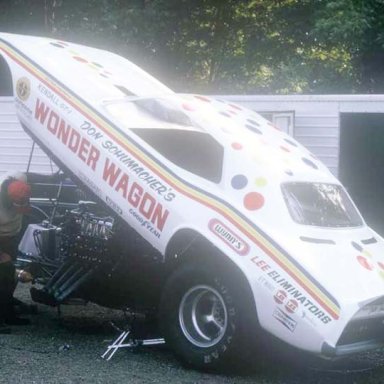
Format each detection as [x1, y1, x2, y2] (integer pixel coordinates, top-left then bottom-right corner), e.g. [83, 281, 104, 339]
[1, 32, 384, 370]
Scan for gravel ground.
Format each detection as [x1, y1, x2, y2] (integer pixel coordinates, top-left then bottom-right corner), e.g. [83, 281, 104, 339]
[2, 285, 384, 384]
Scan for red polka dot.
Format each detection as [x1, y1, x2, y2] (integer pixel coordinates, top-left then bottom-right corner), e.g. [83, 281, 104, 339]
[357, 255, 373, 271]
[232, 142, 243, 150]
[244, 192, 265, 210]
[182, 103, 196, 112]
[280, 146, 290, 152]
[229, 110, 237, 115]
[73, 56, 88, 63]
[378, 262, 384, 270]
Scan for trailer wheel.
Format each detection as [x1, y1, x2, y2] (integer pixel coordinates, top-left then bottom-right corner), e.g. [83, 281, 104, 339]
[159, 262, 255, 371]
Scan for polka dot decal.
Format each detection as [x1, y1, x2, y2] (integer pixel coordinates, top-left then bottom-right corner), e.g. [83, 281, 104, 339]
[229, 103, 242, 111]
[285, 170, 294, 176]
[280, 146, 290, 153]
[302, 157, 318, 170]
[247, 118, 260, 127]
[357, 255, 373, 271]
[182, 103, 196, 112]
[232, 142, 243, 150]
[231, 175, 248, 189]
[245, 124, 262, 134]
[351, 241, 363, 252]
[50, 42, 66, 48]
[284, 138, 298, 147]
[73, 56, 88, 63]
[220, 111, 232, 118]
[194, 95, 211, 102]
[49, 40, 116, 80]
[255, 177, 267, 187]
[352, 241, 384, 278]
[244, 192, 265, 210]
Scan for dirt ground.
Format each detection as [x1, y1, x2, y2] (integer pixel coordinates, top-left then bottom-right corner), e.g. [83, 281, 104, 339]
[2, 285, 384, 384]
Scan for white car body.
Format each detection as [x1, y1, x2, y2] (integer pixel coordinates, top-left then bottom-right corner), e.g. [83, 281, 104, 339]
[1, 32, 384, 361]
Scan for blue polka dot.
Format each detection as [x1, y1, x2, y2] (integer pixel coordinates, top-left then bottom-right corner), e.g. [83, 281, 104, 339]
[246, 119, 260, 126]
[231, 175, 248, 189]
[302, 157, 318, 170]
[50, 42, 65, 48]
[285, 170, 294, 176]
[245, 124, 262, 134]
[351, 241, 363, 252]
[220, 111, 231, 118]
[284, 138, 298, 147]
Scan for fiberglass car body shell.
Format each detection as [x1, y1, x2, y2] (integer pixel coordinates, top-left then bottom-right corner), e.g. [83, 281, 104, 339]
[1, 32, 384, 360]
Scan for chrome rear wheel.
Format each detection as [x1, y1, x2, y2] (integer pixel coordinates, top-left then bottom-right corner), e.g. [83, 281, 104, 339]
[179, 285, 227, 348]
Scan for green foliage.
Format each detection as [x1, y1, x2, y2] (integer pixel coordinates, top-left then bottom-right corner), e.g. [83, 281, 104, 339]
[0, 0, 381, 93]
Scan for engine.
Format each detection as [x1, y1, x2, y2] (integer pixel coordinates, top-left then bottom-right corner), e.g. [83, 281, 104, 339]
[18, 202, 116, 305]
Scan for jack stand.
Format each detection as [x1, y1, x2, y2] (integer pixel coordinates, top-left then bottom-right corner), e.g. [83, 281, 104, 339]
[101, 317, 165, 361]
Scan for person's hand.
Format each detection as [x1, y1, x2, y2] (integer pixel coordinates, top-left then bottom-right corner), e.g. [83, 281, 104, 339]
[16, 269, 33, 283]
[0, 252, 12, 263]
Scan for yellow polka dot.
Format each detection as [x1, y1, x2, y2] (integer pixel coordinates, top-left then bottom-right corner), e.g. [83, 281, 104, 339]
[363, 250, 372, 258]
[378, 270, 384, 280]
[255, 177, 267, 187]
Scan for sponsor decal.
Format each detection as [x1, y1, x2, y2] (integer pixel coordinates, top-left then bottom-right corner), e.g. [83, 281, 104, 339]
[273, 308, 297, 332]
[106, 196, 123, 215]
[129, 208, 161, 238]
[208, 219, 250, 256]
[258, 275, 275, 292]
[285, 299, 298, 314]
[78, 171, 102, 196]
[252, 255, 332, 324]
[16, 77, 30, 101]
[274, 290, 287, 304]
[101, 140, 175, 202]
[38, 83, 72, 114]
[15, 98, 32, 119]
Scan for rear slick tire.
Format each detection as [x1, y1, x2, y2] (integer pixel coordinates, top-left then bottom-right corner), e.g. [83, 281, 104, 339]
[159, 262, 255, 371]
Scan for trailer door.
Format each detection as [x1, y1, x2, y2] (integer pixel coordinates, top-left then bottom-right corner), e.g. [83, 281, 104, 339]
[339, 113, 384, 235]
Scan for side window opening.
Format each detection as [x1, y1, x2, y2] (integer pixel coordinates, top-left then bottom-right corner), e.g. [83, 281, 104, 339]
[132, 128, 223, 183]
[0, 56, 13, 96]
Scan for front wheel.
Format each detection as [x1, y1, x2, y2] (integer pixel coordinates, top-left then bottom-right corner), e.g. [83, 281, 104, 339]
[159, 262, 257, 371]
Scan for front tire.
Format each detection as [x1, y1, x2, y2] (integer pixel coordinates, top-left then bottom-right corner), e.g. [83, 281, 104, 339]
[159, 261, 256, 371]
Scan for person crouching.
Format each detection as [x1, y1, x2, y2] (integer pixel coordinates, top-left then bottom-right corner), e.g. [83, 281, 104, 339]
[0, 172, 32, 331]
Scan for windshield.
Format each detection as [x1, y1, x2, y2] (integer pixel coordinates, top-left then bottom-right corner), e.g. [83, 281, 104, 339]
[281, 182, 363, 227]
